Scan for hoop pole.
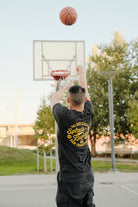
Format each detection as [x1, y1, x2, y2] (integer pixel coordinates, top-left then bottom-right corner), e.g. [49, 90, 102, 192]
[37, 133, 39, 173]
[55, 81, 60, 173]
[108, 77, 116, 171]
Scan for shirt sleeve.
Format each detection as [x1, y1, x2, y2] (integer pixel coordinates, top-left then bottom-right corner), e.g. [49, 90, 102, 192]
[84, 100, 94, 119]
[52, 103, 69, 124]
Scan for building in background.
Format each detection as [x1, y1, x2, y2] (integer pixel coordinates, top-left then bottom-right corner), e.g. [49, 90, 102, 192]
[0, 124, 36, 150]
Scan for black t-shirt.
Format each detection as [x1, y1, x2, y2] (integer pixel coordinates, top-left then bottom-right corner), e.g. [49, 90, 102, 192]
[52, 100, 94, 174]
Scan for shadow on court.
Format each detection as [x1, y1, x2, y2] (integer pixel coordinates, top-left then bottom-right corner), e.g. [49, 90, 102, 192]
[0, 172, 138, 207]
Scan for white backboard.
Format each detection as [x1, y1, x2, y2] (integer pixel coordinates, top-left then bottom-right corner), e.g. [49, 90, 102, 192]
[33, 40, 85, 81]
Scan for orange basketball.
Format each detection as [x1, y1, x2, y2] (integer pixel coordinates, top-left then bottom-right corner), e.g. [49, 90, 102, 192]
[59, 7, 78, 26]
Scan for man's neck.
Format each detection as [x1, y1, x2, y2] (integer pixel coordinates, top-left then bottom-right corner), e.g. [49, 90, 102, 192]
[70, 104, 84, 112]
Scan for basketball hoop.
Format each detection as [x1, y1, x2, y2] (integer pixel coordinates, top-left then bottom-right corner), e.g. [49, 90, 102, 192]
[51, 70, 70, 81]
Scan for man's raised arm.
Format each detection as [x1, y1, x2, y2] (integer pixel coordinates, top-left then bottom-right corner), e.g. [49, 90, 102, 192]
[76, 65, 90, 101]
[50, 81, 73, 109]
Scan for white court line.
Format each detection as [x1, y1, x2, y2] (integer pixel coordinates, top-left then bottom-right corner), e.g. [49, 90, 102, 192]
[95, 184, 138, 188]
[120, 185, 138, 196]
[0, 186, 54, 191]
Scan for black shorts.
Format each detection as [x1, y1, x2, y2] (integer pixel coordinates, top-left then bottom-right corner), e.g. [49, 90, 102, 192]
[56, 171, 95, 207]
[56, 190, 95, 207]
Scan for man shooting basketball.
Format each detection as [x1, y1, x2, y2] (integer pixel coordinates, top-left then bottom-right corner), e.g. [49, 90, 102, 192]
[51, 65, 95, 207]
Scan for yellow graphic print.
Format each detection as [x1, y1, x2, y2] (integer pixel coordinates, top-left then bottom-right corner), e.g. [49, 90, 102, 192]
[67, 122, 89, 147]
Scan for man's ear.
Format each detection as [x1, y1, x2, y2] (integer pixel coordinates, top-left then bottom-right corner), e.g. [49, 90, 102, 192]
[67, 97, 70, 103]
[85, 97, 87, 103]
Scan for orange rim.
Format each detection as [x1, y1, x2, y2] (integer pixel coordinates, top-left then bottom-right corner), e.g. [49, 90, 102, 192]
[51, 70, 70, 81]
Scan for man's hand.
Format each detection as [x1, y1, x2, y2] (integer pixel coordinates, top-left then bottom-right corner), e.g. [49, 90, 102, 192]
[76, 65, 84, 75]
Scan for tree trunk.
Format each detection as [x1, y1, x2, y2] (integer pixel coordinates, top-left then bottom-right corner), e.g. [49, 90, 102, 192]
[44, 150, 47, 172]
[91, 134, 96, 157]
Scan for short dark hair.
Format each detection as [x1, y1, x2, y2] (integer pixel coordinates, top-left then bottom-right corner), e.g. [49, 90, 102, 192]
[68, 85, 86, 105]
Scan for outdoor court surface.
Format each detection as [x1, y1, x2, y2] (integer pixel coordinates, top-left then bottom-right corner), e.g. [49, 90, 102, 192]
[0, 172, 138, 207]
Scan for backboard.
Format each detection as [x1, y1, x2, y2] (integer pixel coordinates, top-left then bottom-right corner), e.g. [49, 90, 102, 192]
[33, 40, 85, 81]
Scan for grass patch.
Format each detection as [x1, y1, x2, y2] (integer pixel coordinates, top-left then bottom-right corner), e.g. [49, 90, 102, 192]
[0, 146, 138, 175]
[116, 162, 138, 172]
[0, 146, 55, 175]
[92, 161, 111, 172]
[92, 160, 138, 173]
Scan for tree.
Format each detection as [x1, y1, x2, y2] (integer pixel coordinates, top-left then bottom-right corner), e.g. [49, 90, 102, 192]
[87, 31, 138, 155]
[127, 39, 138, 139]
[128, 91, 138, 138]
[34, 98, 55, 172]
[87, 68, 109, 156]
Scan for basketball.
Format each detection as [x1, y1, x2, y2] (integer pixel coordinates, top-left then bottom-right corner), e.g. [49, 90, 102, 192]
[59, 7, 78, 26]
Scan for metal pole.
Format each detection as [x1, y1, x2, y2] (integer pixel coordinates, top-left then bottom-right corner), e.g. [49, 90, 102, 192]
[50, 148, 53, 172]
[15, 90, 18, 148]
[50, 137, 53, 172]
[56, 81, 60, 173]
[37, 133, 39, 173]
[108, 77, 116, 171]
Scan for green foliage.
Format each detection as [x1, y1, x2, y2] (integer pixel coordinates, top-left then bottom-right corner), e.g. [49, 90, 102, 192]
[87, 68, 109, 135]
[34, 98, 55, 152]
[128, 91, 138, 138]
[87, 31, 138, 140]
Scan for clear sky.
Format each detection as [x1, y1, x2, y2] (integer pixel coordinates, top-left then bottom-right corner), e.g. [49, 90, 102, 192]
[0, 0, 138, 124]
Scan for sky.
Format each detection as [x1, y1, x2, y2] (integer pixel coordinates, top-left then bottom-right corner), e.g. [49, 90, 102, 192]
[0, 0, 138, 124]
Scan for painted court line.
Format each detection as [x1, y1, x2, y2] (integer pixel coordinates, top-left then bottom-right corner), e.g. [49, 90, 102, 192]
[120, 185, 138, 196]
[0, 186, 54, 191]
